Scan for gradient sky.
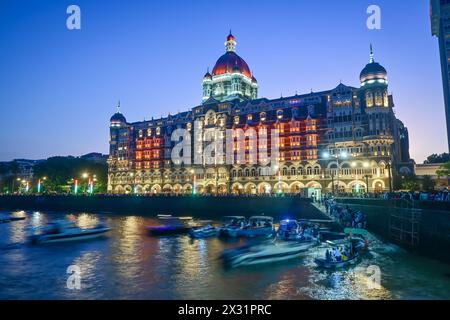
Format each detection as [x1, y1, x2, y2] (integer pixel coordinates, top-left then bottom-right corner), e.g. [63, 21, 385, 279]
[0, 0, 446, 163]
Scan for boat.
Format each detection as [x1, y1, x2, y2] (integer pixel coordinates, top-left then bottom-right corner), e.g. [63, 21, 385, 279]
[188, 225, 217, 238]
[221, 241, 315, 267]
[217, 216, 246, 237]
[276, 219, 301, 241]
[277, 219, 321, 242]
[0, 216, 26, 224]
[239, 216, 274, 238]
[314, 252, 360, 269]
[146, 215, 195, 236]
[29, 221, 111, 244]
[314, 230, 368, 269]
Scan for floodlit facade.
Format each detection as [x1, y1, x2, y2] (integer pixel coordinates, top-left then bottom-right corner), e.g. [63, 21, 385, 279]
[107, 33, 412, 195]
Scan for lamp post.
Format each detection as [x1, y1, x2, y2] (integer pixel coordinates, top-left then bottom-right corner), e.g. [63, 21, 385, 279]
[323, 150, 348, 195]
[386, 161, 393, 194]
[363, 161, 371, 194]
[190, 169, 196, 195]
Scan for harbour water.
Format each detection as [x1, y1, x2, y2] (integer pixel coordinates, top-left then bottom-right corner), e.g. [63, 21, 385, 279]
[0, 210, 449, 300]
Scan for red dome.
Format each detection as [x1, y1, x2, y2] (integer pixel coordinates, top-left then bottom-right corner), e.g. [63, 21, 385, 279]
[211, 51, 252, 78]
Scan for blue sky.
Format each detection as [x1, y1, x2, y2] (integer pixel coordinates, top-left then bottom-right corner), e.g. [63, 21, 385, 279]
[0, 0, 445, 162]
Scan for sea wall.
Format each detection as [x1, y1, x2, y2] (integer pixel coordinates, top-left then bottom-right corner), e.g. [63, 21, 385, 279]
[335, 198, 450, 263]
[0, 195, 328, 221]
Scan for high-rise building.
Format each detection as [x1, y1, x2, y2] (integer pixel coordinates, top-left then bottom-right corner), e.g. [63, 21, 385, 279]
[107, 33, 412, 195]
[431, 0, 450, 152]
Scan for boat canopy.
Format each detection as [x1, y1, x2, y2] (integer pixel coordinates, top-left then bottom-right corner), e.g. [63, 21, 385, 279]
[223, 216, 246, 220]
[249, 216, 273, 221]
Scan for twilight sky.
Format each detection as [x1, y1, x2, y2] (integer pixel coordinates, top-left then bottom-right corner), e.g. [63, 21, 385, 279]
[0, 0, 446, 163]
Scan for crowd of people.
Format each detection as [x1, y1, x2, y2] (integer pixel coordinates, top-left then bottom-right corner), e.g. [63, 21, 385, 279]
[322, 197, 367, 229]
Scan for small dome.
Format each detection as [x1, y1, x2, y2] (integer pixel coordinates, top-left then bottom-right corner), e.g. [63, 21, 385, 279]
[227, 32, 236, 42]
[360, 45, 387, 84]
[203, 70, 212, 80]
[110, 112, 126, 123]
[360, 62, 387, 82]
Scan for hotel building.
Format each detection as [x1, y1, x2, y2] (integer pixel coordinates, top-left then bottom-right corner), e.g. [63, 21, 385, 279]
[107, 33, 412, 195]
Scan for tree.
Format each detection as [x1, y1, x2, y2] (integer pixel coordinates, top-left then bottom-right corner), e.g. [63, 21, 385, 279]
[436, 161, 450, 178]
[33, 156, 107, 193]
[400, 174, 420, 191]
[421, 175, 436, 192]
[424, 153, 450, 164]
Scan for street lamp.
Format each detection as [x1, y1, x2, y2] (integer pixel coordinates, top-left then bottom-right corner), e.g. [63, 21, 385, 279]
[323, 150, 348, 195]
[190, 169, 196, 195]
[386, 162, 393, 194]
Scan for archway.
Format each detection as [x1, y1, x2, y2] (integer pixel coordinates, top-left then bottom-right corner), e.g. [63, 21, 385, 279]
[231, 183, 243, 194]
[372, 179, 385, 193]
[244, 182, 256, 194]
[257, 182, 271, 194]
[289, 181, 305, 194]
[151, 184, 161, 194]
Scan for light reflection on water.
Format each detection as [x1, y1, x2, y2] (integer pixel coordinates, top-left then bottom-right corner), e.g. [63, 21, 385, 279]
[0, 210, 449, 300]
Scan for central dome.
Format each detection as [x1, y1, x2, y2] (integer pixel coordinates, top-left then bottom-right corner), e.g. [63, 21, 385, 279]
[211, 51, 252, 78]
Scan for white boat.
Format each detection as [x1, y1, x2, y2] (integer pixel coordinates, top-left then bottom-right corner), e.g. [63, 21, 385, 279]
[221, 241, 315, 267]
[218, 216, 246, 237]
[29, 221, 111, 244]
[239, 216, 274, 238]
[189, 225, 217, 238]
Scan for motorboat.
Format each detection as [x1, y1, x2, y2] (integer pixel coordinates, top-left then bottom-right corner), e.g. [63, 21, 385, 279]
[221, 241, 315, 267]
[0, 215, 26, 224]
[314, 229, 369, 269]
[29, 221, 111, 244]
[188, 225, 217, 239]
[314, 252, 360, 269]
[146, 215, 195, 236]
[217, 216, 246, 237]
[239, 216, 274, 238]
[276, 219, 301, 241]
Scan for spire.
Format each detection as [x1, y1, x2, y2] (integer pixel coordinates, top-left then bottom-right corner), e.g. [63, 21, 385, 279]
[117, 100, 121, 113]
[369, 44, 374, 63]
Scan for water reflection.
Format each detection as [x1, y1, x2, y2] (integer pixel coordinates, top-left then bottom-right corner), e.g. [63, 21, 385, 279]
[0, 210, 449, 300]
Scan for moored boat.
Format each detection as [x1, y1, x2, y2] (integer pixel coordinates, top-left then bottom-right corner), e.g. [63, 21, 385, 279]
[147, 215, 195, 236]
[188, 225, 217, 238]
[217, 216, 246, 237]
[29, 221, 111, 244]
[239, 216, 274, 238]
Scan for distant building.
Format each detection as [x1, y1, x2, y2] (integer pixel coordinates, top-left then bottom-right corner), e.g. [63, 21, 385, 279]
[107, 33, 412, 195]
[431, 0, 450, 152]
[415, 162, 449, 189]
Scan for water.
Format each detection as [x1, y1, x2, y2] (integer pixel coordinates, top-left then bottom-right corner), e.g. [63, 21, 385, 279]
[0, 210, 449, 300]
